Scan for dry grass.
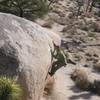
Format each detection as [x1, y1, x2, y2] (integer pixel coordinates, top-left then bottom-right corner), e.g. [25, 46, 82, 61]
[71, 69, 90, 90]
[88, 32, 96, 38]
[42, 20, 54, 28]
[93, 63, 100, 72]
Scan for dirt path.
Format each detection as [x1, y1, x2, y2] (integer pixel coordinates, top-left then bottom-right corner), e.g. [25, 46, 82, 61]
[54, 66, 100, 100]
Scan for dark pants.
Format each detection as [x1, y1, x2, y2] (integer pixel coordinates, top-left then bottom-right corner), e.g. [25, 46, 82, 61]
[49, 61, 66, 76]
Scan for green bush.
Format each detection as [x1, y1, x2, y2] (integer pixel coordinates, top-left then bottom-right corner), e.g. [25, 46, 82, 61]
[0, 0, 49, 20]
[0, 77, 22, 100]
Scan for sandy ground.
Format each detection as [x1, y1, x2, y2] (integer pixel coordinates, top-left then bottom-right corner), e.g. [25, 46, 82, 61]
[53, 66, 100, 100]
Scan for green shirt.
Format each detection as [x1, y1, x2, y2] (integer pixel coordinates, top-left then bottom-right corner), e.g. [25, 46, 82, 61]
[52, 48, 67, 64]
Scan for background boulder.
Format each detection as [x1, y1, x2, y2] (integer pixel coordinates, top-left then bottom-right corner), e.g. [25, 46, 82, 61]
[0, 13, 61, 100]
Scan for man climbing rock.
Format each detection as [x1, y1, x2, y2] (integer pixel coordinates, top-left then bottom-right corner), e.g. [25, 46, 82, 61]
[44, 43, 67, 96]
[49, 43, 67, 76]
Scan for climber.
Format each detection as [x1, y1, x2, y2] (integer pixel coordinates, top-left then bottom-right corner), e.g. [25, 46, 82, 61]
[49, 43, 67, 76]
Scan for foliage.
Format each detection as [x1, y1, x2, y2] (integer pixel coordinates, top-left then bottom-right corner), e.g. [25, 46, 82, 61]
[48, 0, 58, 7]
[0, 77, 22, 100]
[42, 19, 54, 28]
[0, 0, 49, 20]
[88, 32, 96, 37]
[93, 63, 100, 72]
[71, 69, 90, 90]
[75, 0, 100, 16]
[92, 0, 100, 7]
[76, 0, 85, 16]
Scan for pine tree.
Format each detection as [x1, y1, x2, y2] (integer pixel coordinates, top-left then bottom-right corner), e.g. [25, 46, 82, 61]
[0, 0, 48, 20]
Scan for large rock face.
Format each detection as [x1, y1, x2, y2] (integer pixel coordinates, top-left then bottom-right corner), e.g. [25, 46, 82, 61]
[0, 13, 61, 100]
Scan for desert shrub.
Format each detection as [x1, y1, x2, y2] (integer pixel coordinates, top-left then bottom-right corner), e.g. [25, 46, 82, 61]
[48, 0, 58, 7]
[71, 69, 100, 95]
[93, 80, 100, 95]
[0, 0, 48, 20]
[62, 25, 77, 35]
[88, 80, 100, 95]
[42, 22, 52, 28]
[0, 77, 22, 100]
[42, 19, 54, 28]
[88, 32, 96, 37]
[74, 54, 82, 61]
[71, 69, 90, 91]
[93, 63, 100, 72]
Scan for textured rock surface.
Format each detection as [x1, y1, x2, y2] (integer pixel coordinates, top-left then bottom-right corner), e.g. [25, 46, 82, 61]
[0, 13, 61, 100]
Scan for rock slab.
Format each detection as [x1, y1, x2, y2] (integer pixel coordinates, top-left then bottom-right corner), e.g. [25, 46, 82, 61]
[0, 13, 61, 100]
